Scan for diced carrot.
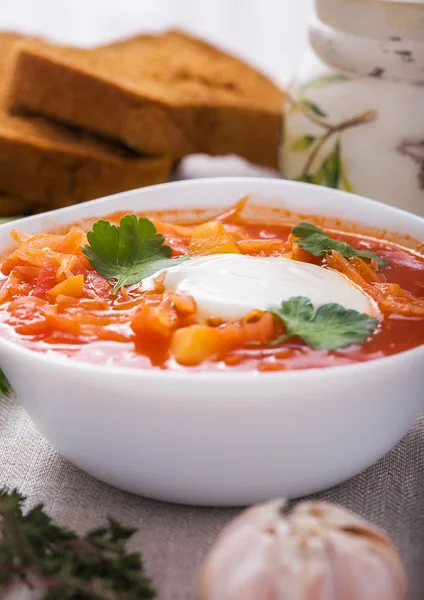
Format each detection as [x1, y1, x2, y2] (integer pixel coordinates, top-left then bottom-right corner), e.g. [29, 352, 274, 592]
[290, 242, 319, 263]
[240, 311, 276, 344]
[170, 318, 265, 366]
[223, 354, 243, 367]
[285, 234, 321, 263]
[258, 362, 285, 372]
[156, 298, 180, 330]
[167, 292, 197, 316]
[48, 275, 85, 299]
[237, 239, 288, 256]
[15, 318, 49, 336]
[44, 306, 82, 336]
[171, 325, 223, 366]
[217, 323, 245, 350]
[131, 302, 175, 342]
[206, 316, 225, 327]
[188, 222, 240, 256]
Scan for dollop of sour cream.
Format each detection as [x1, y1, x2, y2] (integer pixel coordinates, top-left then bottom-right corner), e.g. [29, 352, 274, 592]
[143, 254, 376, 321]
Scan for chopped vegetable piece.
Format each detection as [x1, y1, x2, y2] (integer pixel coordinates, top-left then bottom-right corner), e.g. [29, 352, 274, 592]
[82, 215, 189, 294]
[268, 296, 379, 350]
[188, 222, 240, 256]
[292, 222, 387, 268]
[48, 274, 84, 299]
[171, 325, 223, 365]
[237, 239, 287, 256]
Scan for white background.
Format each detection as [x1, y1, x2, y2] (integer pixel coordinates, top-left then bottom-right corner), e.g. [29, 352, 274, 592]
[0, 0, 313, 86]
[0, 0, 314, 178]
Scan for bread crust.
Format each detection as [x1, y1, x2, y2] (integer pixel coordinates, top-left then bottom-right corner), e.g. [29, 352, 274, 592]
[10, 30, 284, 169]
[0, 34, 170, 214]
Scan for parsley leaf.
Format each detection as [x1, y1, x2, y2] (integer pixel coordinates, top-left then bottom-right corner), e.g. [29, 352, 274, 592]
[292, 222, 387, 268]
[82, 215, 189, 294]
[269, 296, 379, 350]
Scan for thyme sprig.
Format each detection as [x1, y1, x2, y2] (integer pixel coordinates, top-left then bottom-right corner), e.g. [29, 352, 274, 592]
[0, 489, 155, 599]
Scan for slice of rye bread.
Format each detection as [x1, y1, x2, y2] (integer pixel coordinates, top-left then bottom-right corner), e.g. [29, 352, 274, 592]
[0, 33, 170, 215]
[9, 30, 285, 169]
[0, 192, 34, 217]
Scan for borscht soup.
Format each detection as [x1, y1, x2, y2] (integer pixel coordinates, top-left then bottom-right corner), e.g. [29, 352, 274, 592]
[0, 198, 423, 372]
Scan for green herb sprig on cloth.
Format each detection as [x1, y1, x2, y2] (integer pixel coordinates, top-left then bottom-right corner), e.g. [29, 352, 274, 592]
[0, 369, 11, 397]
[268, 296, 378, 350]
[83, 215, 188, 294]
[292, 222, 387, 268]
[0, 489, 155, 600]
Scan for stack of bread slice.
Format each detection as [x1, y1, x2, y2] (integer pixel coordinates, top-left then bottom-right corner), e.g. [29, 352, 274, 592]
[0, 30, 284, 216]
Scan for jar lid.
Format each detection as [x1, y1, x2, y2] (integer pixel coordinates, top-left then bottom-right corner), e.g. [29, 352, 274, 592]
[311, 0, 424, 83]
[315, 0, 424, 41]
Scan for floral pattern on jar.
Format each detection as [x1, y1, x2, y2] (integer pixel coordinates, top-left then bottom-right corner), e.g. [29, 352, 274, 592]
[281, 0, 424, 217]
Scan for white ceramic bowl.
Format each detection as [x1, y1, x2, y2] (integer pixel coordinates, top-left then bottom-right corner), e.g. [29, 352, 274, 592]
[0, 178, 423, 507]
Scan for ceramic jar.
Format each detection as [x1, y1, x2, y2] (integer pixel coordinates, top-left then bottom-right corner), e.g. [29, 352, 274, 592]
[281, 0, 424, 216]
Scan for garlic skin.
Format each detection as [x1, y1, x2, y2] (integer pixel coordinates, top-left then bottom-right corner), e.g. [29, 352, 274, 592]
[200, 500, 407, 600]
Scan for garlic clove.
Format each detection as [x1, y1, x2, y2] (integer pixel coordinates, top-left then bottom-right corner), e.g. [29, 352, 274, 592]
[290, 502, 407, 600]
[200, 499, 407, 600]
[200, 500, 285, 600]
[325, 528, 407, 600]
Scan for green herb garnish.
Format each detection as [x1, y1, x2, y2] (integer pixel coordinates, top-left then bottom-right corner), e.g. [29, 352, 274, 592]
[82, 214, 188, 294]
[0, 216, 22, 224]
[268, 296, 378, 350]
[292, 222, 387, 268]
[0, 368, 11, 397]
[0, 489, 155, 599]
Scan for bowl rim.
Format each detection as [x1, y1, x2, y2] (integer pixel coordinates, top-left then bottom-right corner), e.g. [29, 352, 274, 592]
[0, 176, 423, 383]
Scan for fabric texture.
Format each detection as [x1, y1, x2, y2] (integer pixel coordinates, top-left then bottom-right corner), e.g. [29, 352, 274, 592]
[0, 395, 423, 600]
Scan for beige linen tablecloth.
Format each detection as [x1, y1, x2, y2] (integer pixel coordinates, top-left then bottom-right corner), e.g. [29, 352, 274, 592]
[0, 394, 423, 600]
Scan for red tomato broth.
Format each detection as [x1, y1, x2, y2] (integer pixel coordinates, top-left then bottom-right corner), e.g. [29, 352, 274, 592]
[0, 203, 423, 372]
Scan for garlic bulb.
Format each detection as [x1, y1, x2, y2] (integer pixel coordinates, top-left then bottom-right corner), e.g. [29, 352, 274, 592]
[200, 499, 407, 600]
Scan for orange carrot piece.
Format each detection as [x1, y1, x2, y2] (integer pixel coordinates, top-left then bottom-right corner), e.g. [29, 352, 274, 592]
[237, 239, 288, 256]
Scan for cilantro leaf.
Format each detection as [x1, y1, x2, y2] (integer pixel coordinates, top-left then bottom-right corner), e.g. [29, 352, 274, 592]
[269, 296, 379, 350]
[292, 222, 387, 268]
[83, 214, 189, 294]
